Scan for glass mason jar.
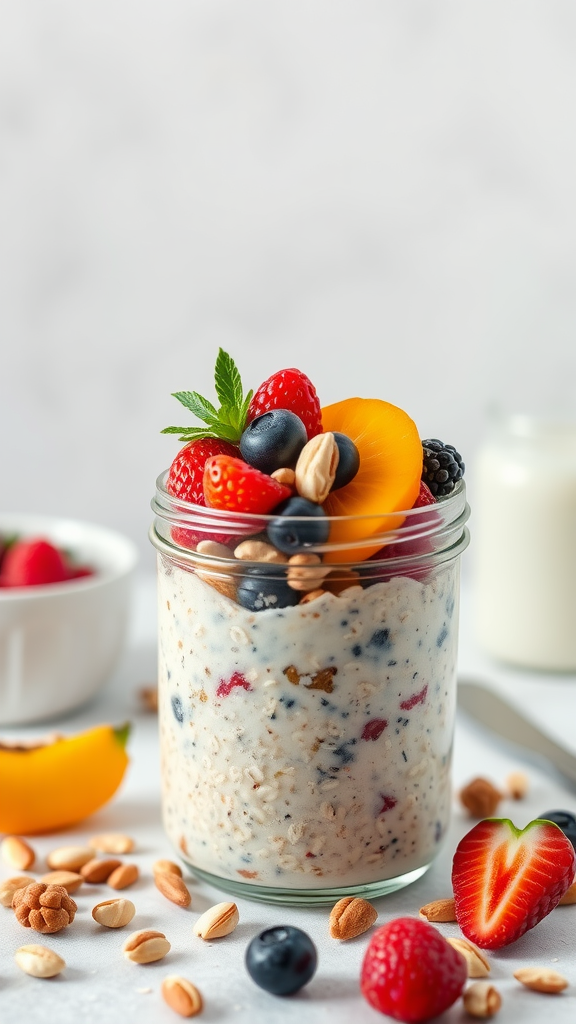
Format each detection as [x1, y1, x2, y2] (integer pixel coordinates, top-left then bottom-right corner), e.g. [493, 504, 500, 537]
[474, 411, 576, 670]
[150, 474, 470, 906]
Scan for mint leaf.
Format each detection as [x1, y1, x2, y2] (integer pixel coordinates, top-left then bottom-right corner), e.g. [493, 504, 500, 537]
[172, 391, 218, 424]
[163, 349, 252, 444]
[214, 348, 244, 409]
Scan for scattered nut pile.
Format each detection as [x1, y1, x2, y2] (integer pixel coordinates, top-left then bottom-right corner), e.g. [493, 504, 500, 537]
[1, 817, 573, 1019]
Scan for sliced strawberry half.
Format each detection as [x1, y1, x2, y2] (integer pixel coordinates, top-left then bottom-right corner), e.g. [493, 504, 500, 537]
[452, 817, 576, 949]
[203, 455, 292, 514]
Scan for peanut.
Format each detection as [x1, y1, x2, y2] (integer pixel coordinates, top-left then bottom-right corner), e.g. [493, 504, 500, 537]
[193, 902, 238, 940]
[161, 975, 203, 1017]
[0, 835, 35, 871]
[40, 871, 84, 894]
[329, 896, 378, 940]
[123, 928, 171, 964]
[15, 944, 66, 979]
[46, 846, 93, 872]
[419, 898, 457, 923]
[0, 875, 33, 907]
[89, 833, 135, 855]
[463, 982, 502, 1017]
[92, 897, 136, 929]
[513, 967, 568, 993]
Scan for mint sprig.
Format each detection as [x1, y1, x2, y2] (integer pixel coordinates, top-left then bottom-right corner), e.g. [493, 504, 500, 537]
[161, 348, 253, 444]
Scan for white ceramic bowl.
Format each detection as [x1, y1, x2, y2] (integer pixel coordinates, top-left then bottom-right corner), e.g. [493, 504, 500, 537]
[0, 514, 139, 726]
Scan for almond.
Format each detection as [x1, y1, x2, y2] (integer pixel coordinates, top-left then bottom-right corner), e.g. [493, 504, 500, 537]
[123, 928, 171, 964]
[193, 901, 239, 940]
[419, 897, 457, 923]
[0, 835, 36, 871]
[40, 871, 84, 894]
[155, 871, 191, 908]
[107, 863, 139, 890]
[92, 897, 136, 928]
[0, 875, 33, 907]
[80, 858, 122, 883]
[46, 845, 94, 872]
[463, 981, 502, 1017]
[153, 859, 183, 878]
[161, 975, 203, 1017]
[15, 944, 66, 978]
[329, 896, 378, 940]
[88, 833, 135, 855]
[513, 967, 568, 993]
[447, 937, 490, 978]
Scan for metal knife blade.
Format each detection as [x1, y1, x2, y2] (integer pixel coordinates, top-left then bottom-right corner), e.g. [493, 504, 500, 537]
[457, 678, 576, 789]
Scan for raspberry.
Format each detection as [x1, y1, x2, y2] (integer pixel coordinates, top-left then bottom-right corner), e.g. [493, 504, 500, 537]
[360, 917, 467, 1023]
[248, 368, 322, 440]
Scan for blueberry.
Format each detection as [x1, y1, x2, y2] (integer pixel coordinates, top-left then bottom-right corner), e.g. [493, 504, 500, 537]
[237, 567, 300, 612]
[171, 695, 184, 723]
[245, 925, 317, 995]
[331, 432, 360, 490]
[538, 809, 576, 850]
[240, 410, 307, 475]
[267, 496, 329, 554]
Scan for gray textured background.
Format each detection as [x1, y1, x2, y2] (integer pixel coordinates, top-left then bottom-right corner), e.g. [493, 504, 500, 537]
[2, 0, 576, 570]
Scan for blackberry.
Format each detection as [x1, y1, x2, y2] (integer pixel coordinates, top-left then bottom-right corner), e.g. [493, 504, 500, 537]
[422, 439, 464, 497]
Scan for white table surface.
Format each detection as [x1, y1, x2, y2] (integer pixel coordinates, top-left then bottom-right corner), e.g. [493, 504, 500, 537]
[2, 570, 576, 1023]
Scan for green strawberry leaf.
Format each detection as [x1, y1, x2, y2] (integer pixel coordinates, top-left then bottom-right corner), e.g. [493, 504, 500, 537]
[162, 348, 253, 445]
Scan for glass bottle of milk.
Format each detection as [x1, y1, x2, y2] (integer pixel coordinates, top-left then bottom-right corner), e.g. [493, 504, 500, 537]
[474, 411, 576, 671]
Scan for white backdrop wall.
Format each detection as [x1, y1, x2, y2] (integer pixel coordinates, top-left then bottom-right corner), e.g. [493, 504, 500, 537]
[2, 0, 576, 571]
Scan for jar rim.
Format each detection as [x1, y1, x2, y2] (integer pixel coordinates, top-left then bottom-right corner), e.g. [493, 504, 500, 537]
[150, 471, 470, 568]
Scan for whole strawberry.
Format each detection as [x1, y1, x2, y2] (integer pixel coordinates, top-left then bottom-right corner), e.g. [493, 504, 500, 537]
[166, 437, 239, 506]
[247, 368, 322, 440]
[0, 538, 71, 587]
[360, 917, 467, 1023]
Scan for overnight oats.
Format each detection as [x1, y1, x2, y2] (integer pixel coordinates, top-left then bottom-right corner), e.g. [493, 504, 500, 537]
[150, 351, 470, 904]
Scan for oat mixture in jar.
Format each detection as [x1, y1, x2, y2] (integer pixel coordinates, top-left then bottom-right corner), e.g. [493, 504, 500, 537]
[151, 349, 469, 903]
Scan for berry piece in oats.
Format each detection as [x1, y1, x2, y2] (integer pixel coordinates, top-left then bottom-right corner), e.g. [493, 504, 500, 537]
[245, 925, 317, 995]
[216, 672, 253, 698]
[452, 817, 576, 949]
[360, 917, 467, 1022]
[361, 719, 388, 741]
